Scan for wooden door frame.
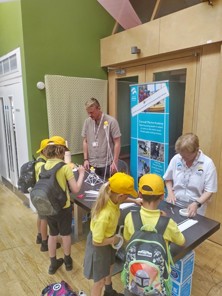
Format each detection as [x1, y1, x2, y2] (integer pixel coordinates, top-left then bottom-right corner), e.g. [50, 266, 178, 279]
[108, 65, 146, 117]
[108, 51, 200, 134]
[145, 53, 200, 133]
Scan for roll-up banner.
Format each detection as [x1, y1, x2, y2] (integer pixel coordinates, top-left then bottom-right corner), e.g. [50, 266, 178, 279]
[130, 81, 170, 186]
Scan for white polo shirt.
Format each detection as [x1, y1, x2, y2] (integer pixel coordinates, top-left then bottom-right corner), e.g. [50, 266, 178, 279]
[163, 150, 217, 215]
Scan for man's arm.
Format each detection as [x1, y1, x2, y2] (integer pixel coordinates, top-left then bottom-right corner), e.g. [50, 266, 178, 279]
[110, 136, 121, 173]
[83, 137, 89, 169]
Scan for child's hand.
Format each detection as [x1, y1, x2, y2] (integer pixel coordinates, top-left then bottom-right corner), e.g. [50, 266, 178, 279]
[112, 234, 124, 250]
[134, 198, 143, 206]
[160, 210, 167, 217]
[113, 235, 121, 245]
[78, 165, 85, 175]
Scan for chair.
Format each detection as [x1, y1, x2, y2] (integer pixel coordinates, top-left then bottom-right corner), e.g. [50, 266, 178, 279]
[117, 159, 129, 174]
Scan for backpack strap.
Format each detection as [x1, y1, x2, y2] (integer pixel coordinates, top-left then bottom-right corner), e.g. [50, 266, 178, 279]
[131, 210, 143, 231]
[37, 157, 46, 163]
[131, 211, 170, 234]
[156, 216, 174, 268]
[41, 162, 66, 173]
[41, 284, 51, 295]
[155, 216, 170, 235]
[40, 162, 65, 176]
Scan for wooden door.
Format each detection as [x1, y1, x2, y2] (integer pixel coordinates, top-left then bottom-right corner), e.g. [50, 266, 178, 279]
[108, 65, 146, 117]
[108, 65, 146, 159]
[145, 54, 199, 133]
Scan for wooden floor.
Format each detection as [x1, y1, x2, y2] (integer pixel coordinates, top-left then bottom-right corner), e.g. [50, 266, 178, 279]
[0, 183, 222, 296]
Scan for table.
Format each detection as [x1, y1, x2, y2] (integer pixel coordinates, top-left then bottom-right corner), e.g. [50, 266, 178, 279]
[119, 201, 220, 262]
[71, 171, 220, 262]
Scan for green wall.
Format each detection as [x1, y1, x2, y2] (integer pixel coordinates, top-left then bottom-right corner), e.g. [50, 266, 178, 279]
[0, 1, 23, 55]
[0, 0, 114, 159]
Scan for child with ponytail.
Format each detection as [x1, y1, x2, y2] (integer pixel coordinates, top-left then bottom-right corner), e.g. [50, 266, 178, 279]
[83, 172, 138, 296]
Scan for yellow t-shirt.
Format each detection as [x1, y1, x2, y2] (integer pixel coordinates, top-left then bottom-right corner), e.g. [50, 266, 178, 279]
[37, 158, 74, 208]
[124, 207, 185, 247]
[90, 199, 120, 243]
[35, 154, 47, 180]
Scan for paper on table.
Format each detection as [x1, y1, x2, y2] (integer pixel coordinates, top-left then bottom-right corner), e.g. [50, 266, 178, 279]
[178, 219, 198, 232]
[120, 202, 136, 209]
[84, 190, 99, 196]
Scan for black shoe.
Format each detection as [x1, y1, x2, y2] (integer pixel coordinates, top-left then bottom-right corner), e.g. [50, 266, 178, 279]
[103, 290, 124, 296]
[48, 258, 64, 275]
[40, 242, 48, 252]
[40, 241, 61, 252]
[64, 257, 73, 271]
[36, 234, 42, 244]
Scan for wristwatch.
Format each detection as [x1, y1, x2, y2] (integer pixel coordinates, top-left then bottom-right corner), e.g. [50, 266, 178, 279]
[194, 200, 202, 208]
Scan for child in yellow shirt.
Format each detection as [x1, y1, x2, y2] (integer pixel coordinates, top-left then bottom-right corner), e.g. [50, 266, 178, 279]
[35, 139, 50, 251]
[84, 172, 138, 296]
[39, 136, 85, 274]
[123, 174, 185, 296]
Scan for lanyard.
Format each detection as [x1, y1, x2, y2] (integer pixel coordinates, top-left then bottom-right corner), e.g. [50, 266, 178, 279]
[93, 113, 104, 140]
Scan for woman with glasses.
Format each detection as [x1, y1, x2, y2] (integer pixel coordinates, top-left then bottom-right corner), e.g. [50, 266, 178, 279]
[163, 133, 217, 217]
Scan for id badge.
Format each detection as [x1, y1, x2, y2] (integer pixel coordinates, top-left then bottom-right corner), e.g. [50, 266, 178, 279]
[92, 141, 98, 147]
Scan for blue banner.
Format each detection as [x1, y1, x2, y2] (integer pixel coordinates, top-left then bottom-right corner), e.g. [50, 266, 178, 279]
[130, 81, 170, 187]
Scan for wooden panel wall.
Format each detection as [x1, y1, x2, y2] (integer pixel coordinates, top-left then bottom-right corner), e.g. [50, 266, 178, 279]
[101, 0, 222, 67]
[194, 43, 222, 244]
[204, 44, 222, 244]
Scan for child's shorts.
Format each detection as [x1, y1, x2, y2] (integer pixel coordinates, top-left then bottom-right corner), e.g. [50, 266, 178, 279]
[47, 206, 72, 236]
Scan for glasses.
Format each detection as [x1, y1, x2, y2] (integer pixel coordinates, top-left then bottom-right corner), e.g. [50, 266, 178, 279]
[180, 151, 197, 162]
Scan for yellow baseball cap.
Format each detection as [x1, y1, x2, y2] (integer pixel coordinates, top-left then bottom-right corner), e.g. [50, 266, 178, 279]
[36, 138, 49, 154]
[139, 174, 164, 196]
[47, 136, 69, 150]
[108, 172, 138, 198]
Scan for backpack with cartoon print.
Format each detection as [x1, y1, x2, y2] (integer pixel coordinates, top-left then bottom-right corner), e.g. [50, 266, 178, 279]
[41, 280, 77, 296]
[121, 212, 172, 296]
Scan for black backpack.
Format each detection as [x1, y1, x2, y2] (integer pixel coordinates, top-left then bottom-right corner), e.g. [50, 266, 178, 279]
[17, 157, 46, 193]
[121, 212, 172, 296]
[30, 162, 67, 216]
